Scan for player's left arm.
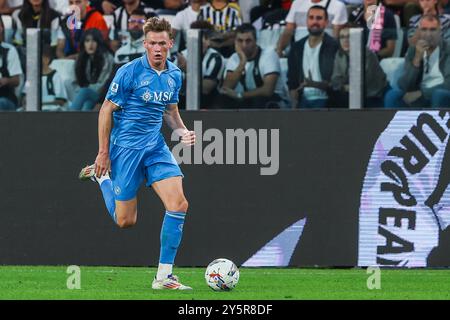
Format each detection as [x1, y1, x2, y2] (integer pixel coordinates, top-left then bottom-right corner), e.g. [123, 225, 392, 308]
[164, 104, 196, 146]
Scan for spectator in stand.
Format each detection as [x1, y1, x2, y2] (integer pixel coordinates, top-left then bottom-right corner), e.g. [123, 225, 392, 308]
[0, 0, 70, 14]
[220, 23, 287, 108]
[197, 0, 242, 57]
[110, 0, 156, 51]
[250, 0, 292, 24]
[70, 28, 113, 111]
[384, 14, 450, 108]
[276, 0, 347, 57]
[176, 20, 225, 108]
[331, 25, 388, 108]
[39, 45, 68, 111]
[172, 0, 206, 40]
[287, 5, 339, 108]
[144, 0, 186, 14]
[91, 0, 123, 14]
[0, 15, 22, 110]
[348, 0, 398, 60]
[114, 8, 147, 64]
[238, 0, 258, 23]
[56, 0, 109, 59]
[408, 0, 450, 44]
[383, 0, 421, 27]
[11, 0, 61, 48]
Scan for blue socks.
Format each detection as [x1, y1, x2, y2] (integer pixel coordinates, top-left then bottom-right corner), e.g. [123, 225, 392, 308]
[98, 178, 117, 223]
[159, 211, 186, 264]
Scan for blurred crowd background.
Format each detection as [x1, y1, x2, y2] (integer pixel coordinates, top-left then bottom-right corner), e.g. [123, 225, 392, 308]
[0, 0, 449, 111]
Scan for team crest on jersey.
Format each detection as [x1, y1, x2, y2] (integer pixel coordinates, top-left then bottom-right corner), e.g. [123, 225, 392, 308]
[142, 90, 151, 103]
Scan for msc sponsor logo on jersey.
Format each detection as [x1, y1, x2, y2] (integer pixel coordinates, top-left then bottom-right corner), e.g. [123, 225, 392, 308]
[141, 89, 174, 103]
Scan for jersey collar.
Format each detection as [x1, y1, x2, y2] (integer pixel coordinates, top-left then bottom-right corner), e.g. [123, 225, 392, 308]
[141, 53, 175, 74]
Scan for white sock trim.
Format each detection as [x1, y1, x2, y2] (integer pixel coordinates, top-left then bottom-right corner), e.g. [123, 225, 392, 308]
[156, 263, 173, 281]
[95, 174, 110, 185]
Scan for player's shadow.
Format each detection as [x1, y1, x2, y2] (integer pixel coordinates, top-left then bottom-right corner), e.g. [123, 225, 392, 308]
[427, 226, 450, 266]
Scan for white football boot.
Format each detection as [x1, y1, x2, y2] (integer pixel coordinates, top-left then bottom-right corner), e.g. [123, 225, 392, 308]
[152, 274, 192, 290]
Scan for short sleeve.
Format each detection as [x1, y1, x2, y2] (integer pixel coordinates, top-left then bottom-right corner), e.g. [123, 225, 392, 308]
[6, 45, 23, 77]
[172, 11, 183, 30]
[382, 10, 398, 40]
[204, 53, 224, 81]
[332, 1, 348, 25]
[105, 65, 132, 108]
[285, 0, 298, 24]
[225, 53, 240, 73]
[260, 49, 281, 77]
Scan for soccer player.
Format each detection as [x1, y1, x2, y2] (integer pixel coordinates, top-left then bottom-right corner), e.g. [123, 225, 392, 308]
[78, 17, 195, 290]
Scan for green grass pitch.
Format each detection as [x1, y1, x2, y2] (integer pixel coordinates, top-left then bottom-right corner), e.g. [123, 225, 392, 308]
[0, 266, 449, 300]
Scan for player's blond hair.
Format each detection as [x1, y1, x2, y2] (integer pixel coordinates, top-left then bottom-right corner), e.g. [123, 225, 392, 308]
[143, 17, 173, 39]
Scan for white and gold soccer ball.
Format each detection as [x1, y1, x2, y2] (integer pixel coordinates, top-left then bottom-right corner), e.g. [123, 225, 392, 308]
[205, 258, 240, 291]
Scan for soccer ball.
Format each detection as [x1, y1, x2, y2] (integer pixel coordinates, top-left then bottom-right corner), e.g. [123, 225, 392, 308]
[205, 258, 240, 291]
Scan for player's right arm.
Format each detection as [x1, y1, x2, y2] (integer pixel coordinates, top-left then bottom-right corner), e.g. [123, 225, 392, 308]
[95, 100, 119, 177]
[97, 64, 131, 177]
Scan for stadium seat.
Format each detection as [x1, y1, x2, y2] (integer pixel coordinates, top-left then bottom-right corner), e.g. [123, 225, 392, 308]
[49, 59, 76, 102]
[393, 14, 404, 58]
[379, 57, 405, 90]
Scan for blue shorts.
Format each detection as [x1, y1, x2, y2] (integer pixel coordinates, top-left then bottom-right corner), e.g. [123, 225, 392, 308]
[109, 142, 183, 201]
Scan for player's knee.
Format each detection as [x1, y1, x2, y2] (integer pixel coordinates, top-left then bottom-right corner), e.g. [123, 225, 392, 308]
[116, 214, 137, 229]
[167, 197, 188, 213]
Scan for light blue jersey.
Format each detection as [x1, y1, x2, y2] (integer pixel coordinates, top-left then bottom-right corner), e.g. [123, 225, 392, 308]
[106, 54, 182, 149]
[103, 54, 184, 201]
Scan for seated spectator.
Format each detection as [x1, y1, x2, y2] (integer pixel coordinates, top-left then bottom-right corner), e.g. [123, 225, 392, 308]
[408, 0, 450, 44]
[176, 20, 225, 108]
[250, 0, 292, 24]
[110, 0, 156, 50]
[348, 0, 398, 59]
[0, 15, 22, 110]
[287, 5, 339, 108]
[39, 45, 68, 111]
[11, 0, 61, 48]
[197, 0, 242, 57]
[220, 23, 287, 108]
[172, 0, 206, 42]
[0, 0, 68, 14]
[384, 0, 420, 27]
[276, 0, 347, 57]
[70, 28, 114, 111]
[114, 7, 146, 64]
[56, 0, 109, 59]
[91, 0, 123, 14]
[252, 0, 291, 30]
[143, 0, 186, 14]
[331, 25, 388, 107]
[384, 14, 450, 108]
